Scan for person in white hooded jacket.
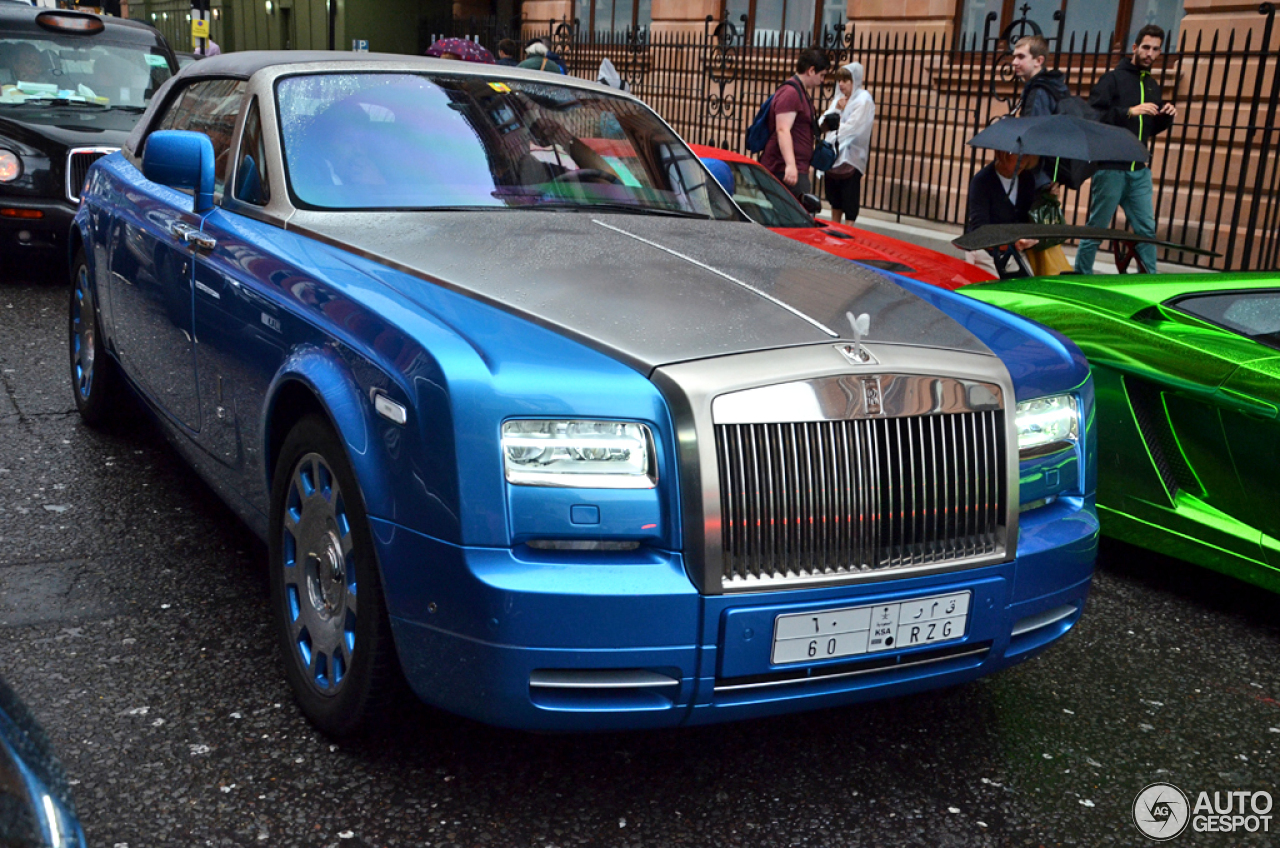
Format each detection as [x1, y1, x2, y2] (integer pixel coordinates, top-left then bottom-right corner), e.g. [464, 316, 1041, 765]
[819, 62, 874, 224]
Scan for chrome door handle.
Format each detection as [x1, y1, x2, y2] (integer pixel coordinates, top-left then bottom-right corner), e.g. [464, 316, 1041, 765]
[168, 222, 217, 251]
[168, 221, 196, 240]
[187, 231, 217, 251]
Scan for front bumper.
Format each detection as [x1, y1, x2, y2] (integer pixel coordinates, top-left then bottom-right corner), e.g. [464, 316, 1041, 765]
[0, 196, 75, 261]
[375, 496, 1098, 732]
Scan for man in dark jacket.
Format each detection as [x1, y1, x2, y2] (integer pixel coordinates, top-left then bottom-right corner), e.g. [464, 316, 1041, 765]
[1012, 35, 1069, 118]
[964, 150, 1041, 278]
[1012, 34, 1071, 189]
[495, 39, 521, 67]
[1075, 24, 1176, 273]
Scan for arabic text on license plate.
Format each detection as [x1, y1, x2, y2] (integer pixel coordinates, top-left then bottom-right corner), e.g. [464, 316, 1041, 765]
[770, 591, 970, 665]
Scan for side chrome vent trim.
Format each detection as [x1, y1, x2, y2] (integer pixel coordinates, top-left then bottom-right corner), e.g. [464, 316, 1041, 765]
[66, 147, 118, 203]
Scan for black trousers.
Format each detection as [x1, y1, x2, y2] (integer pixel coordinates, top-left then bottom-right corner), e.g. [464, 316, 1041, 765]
[825, 168, 863, 221]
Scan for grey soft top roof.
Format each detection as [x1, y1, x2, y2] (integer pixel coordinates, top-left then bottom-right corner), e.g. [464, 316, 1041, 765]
[126, 49, 628, 157]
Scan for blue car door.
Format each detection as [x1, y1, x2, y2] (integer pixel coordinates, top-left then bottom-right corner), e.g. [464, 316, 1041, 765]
[189, 205, 287, 487]
[106, 172, 202, 432]
[188, 92, 280, 514]
[110, 78, 249, 441]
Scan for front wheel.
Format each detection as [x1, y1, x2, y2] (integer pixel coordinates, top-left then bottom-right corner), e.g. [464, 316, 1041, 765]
[269, 415, 400, 736]
[68, 250, 121, 427]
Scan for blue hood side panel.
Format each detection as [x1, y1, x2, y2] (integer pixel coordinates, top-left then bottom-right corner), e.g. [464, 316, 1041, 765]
[891, 276, 1091, 399]
[303, 241, 682, 550]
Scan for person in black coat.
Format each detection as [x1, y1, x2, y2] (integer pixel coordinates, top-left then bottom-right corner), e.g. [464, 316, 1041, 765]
[1012, 34, 1070, 118]
[495, 39, 521, 67]
[1012, 34, 1074, 189]
[965, 150, 1041, 278]
[1075, 24, 1176, 274]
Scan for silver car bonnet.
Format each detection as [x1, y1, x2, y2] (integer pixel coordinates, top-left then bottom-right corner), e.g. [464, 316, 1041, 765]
[286, 211, 993, 373]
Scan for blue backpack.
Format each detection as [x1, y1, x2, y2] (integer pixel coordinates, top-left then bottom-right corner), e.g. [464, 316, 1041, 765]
[745, 93, 776, 153]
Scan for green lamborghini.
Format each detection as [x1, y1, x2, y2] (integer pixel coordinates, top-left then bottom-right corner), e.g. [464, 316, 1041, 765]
[960, 269, 1280, 593]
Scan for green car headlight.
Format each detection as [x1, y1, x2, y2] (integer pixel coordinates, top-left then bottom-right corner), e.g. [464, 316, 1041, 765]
[502, 420, 656, 488]
[1016, 394, 1079, 458]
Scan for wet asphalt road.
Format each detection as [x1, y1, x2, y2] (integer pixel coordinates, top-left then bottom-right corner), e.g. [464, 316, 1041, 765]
[1, 272, 1278, 848]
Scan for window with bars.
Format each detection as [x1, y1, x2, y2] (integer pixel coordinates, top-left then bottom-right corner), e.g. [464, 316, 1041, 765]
[721, 0, 848, 46]
[574, 0, 652, 34]
[957, 0, 1185, 49]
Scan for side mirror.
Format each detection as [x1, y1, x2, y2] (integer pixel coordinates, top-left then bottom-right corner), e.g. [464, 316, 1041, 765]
[799, 193, 822, 216]
[699, 157, 736, 196]
[142, 129, 215, 214]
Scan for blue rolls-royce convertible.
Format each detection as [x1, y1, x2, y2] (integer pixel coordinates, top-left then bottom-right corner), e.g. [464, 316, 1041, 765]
[69, 52, 1099, 734]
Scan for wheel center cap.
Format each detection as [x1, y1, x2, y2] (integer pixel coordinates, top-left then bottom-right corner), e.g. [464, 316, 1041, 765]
[306, 529, 345, 617]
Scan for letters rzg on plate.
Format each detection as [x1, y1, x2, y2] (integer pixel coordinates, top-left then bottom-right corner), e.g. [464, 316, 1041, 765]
[771, 591, 971, 665]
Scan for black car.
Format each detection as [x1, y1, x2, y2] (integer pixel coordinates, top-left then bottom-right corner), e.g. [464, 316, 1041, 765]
[0, 5, 174, 274]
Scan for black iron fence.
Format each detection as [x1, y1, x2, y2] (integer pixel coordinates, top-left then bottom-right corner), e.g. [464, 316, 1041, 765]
[428, 5, 1280, 271]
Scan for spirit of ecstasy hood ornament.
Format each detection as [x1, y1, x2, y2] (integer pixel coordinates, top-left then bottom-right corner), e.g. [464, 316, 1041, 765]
[841, 311, 873, 364]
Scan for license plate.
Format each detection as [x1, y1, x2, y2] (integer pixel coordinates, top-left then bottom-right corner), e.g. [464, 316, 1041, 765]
[771, 591, 971, 665]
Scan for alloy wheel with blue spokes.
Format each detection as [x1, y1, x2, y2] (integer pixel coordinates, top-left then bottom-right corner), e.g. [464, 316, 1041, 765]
[68, 251, 119, 427]
[71, 263, 95, 403]
[280, 451, 359, 698]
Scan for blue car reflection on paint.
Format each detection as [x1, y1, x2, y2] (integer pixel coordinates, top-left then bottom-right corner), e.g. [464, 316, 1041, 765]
[70, 52, 1097, 735]
[0, 677, 86, 848]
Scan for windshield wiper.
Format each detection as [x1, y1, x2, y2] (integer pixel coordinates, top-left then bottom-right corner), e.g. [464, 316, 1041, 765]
[4, 96, 107, 109]
[528, 201, 711, 219]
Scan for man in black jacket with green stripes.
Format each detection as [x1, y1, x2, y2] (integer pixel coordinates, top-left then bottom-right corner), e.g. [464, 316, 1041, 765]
[1075, 24, 1176, 274]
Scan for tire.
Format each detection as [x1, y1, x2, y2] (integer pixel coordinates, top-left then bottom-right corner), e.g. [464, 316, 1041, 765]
[269, 414, 401, 736]
[68, 249, 121, 427]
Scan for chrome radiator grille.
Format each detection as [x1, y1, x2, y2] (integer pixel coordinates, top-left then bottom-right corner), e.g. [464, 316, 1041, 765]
[66, 148, 117, 203]
[716, 410, 1006, 588]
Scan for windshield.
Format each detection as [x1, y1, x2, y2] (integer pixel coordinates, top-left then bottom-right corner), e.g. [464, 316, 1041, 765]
[277, 72, 742, 219]
[724, 158, 818, 228]
[1172, 290, 1280, 352]
[0, 33, 172, 109]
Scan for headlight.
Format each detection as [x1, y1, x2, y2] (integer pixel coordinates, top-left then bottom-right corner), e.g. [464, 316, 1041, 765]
[502, 420, 656, 488]
[1016, 394, 1079, 457]
[0, 150, 21, 182]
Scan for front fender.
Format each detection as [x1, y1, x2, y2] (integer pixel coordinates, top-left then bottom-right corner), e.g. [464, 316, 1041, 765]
[263, 344, 394, 522]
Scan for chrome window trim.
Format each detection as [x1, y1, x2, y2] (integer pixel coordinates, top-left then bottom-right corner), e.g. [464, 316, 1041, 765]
[653, 343, 1020, 595]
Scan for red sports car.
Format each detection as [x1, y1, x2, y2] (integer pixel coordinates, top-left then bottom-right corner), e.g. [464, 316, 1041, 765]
[691, 145, 994, 290]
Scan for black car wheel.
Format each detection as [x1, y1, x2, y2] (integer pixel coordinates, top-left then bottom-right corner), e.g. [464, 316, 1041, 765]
[68, 250, 120, 427]
[269, 414, 400, 736]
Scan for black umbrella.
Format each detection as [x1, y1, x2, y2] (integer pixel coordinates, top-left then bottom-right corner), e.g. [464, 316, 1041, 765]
[968, 114, 1149, 165]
